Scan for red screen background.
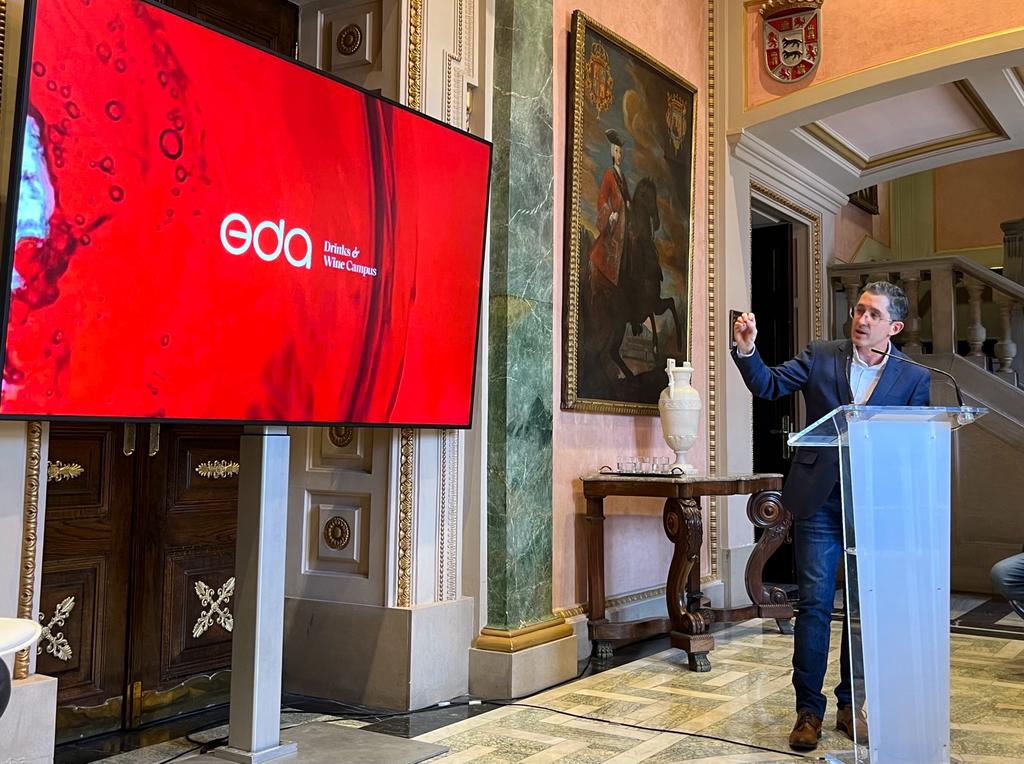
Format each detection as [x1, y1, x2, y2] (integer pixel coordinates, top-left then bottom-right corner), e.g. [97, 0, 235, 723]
[1, 0, 491, 427]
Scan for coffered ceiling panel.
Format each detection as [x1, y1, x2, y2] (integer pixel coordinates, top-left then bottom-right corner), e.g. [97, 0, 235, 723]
[737, 50, 1024, 193]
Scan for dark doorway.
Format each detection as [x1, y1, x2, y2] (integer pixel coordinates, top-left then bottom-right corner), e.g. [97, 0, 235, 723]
[750, 220, 797, 588]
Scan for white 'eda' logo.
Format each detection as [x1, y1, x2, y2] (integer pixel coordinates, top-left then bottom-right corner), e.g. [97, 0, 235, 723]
[220, 213, 312, 269]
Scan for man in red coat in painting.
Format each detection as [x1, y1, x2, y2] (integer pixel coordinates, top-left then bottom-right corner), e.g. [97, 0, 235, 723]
[588, 129, 631, 294]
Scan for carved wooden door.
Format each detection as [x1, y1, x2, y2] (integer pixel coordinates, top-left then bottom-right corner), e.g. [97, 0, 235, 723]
[39, 423, 136, 743]
[126, 424, 242, 728]
[160, 0, 299, 57]
[40, 424, 241, 740]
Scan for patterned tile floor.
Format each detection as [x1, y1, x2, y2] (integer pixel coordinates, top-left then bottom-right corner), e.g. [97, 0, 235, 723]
[414, 619, 1024, 764]
[61, 615, 1024, 763]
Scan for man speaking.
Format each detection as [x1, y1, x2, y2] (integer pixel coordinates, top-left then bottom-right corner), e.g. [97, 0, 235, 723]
[731, 281, 930, 751]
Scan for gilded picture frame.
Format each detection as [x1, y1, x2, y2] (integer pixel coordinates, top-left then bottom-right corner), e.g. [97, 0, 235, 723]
[561, 11, 697, 415]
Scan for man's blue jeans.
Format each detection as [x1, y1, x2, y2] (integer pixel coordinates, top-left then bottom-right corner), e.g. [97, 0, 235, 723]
[792, 482, 851, 717]
[991, 552, 1024, 609]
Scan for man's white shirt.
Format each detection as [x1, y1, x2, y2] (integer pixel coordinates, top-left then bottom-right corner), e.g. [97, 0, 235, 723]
[848, 340, 890, 404]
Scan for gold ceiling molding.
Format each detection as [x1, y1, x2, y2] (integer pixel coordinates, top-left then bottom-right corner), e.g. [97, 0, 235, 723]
[474, 617, 573, 653]
[750, 179, 824, 340]
[706, 0, 719, 577]
[407, 0, 423, 110]
[800, 80, 1008, 172]
[15, 422, 43, 680]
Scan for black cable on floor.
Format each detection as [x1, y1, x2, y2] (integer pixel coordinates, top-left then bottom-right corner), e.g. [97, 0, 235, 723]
[497, 701, 826, 760]
[155, 743, 204, 764]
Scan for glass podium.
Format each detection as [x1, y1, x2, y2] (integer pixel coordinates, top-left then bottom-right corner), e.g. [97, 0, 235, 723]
[789, 405, 987, 764]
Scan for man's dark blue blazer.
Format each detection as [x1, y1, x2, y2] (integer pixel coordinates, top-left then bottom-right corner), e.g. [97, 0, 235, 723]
[732, 339, 931, 520]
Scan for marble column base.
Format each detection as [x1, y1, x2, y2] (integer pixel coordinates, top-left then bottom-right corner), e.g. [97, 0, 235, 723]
[283, 597, 474, 710]
[468, 634, 577, 699]
[0, 674, 57, 764]
[563, 614, 590, 661]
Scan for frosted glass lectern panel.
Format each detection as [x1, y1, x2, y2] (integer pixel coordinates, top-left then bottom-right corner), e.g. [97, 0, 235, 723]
[789, 405, 986, 764]
[787, 405, 986, 447]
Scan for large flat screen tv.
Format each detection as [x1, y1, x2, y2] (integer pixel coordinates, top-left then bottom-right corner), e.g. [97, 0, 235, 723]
[0, 0, 491, 428]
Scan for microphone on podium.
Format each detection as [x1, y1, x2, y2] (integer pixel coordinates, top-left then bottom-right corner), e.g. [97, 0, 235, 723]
[871, 348, 966, 408]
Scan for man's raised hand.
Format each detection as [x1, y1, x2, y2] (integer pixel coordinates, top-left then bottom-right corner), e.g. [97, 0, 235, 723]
[733, 312, 757, 355]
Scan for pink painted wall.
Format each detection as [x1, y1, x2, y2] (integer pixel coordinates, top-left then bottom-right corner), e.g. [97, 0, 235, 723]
[834, 183, 890, 263]
[935, 151, 1024, 251]
[745, 1, 1024, 109]
[552, 2, 708, 610]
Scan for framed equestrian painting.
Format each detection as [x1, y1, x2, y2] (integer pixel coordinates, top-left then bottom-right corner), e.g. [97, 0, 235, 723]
[561, 11, 697, 415]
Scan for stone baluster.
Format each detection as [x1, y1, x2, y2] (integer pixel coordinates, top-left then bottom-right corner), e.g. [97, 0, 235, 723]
[1001, 220, 1024, 381]
[867, 270, 893, 288]
[962, 276, 987, 367]
[993, 291, 1019, 384]
[1002, 219, 1024, 286]
[841, 274, 862, 339]
[900, 270, 923, 355]
[930, 265, 957, 356]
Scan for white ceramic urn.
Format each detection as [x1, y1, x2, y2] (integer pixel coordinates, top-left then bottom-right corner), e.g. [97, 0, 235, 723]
[658, 358, 701, 475]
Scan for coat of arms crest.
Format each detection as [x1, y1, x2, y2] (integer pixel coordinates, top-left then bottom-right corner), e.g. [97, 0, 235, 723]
[761, 0, 823, 83]
[586, 41, 614, 114]
[665, 92, 688, 153]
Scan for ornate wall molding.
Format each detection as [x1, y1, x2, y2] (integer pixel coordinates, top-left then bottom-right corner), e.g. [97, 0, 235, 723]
[400, 1, 472, 611]
[396, 428, 415, 607]
[706, 0, 719, 577]
[552, 586, 668, 620]
[0, 0, 5, 109]
[442, 0, 476, 128]
[732, 132, 847, 214]
[406, 0, 423, 110]
[552, 603, 587, 619]
[15, 421, 43, 679]
[436, 429, 460, 601]
[397, 3, 419, 609]
[327, 426, 355, 449]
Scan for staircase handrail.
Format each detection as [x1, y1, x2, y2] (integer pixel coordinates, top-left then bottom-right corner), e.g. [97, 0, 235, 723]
[828, 255, 1024, 303]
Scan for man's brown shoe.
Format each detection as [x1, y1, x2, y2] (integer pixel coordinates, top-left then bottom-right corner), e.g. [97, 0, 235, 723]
[789, 709, 823, 751]
[836, 705, 869, 744]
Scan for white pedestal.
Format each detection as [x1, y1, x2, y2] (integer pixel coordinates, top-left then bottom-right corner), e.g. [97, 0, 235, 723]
[213, 426, 296, 763]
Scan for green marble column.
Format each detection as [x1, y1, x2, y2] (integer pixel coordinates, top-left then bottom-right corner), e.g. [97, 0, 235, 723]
[486, 0, 555, 631]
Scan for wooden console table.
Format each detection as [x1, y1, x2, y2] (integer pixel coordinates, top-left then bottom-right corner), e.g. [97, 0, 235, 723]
[582, 473, 792, 672]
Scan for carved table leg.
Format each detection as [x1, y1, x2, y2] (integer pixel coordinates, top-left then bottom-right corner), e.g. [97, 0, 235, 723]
[586, 496, 610, 656]
[745, 490, 795, 623]
[664, 498, 714, 671]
